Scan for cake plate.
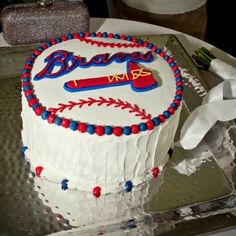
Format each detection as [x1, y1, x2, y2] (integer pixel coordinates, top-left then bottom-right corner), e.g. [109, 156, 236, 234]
[0, 34, 236, 236]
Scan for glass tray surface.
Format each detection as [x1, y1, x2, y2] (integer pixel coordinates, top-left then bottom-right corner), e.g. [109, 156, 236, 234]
[0, 35, 236, 236]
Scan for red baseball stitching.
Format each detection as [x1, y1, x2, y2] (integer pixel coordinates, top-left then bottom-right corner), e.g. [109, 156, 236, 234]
[49, 96, 152, 121]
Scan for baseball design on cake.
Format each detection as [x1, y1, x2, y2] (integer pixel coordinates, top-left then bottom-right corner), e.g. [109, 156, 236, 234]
[21, 32, 183, 197]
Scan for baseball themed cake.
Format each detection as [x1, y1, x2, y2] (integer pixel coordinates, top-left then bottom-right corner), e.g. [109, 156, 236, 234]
[20, 32, 184, 198]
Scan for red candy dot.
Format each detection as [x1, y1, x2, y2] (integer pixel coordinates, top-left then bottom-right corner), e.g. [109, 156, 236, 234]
[35, 166, 43, 177]
[93, 186, 101, 198]
[61, 119, 70, 128]
[78, 123, 87, 133]
[22, 82, 30, 87]
[24, 90, 32, 97]
[35, 106, 43, 116]
[108, 33, 114, 38]
[143, 41, 149, 47]
[84, 32, 90, 37]
[167, 57, 174, 64]
[113, 127, 123, 136]
[120, 35, 126, 40]
[61, 35, 67, 41]
[175, 73, 181, 78]
[41, 43, 48, 49]
[73, 33, 79, 39]
[131, 37, 137, 43]
[151, 46, 157, 51]
[158, 114, 166, 123]
[96, 32, 102, 37]
[34, 50, 41, 56]
[172, 65, 178, 71]
[21, 72, 30, 78]
[131, 125, 139, 134]
[176, 90, 183, 96]
[146, 120, 154, 130]
[28, 98, 37, 107]
[24, 64, 32, 70]
[168, 107, 175, 115]
[176, 81, 183, 86]
[173, 99, 181, 106]
[96, 126, 104, 136]
[47, 114, 56, 124]
[159, 51, 166, 57]
[51, 39, 57, 45]
[152, 167, 159, 178]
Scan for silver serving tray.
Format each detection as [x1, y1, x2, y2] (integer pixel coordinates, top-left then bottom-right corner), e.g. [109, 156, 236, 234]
[1, 35, 236, 236]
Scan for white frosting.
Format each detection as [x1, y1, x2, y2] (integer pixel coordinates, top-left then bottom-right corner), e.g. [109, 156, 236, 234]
[21, 36, 182, 194]
[30, 38, 175, 126]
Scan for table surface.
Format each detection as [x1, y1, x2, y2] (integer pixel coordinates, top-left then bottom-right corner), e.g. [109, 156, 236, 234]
[1, 18, 236, 236]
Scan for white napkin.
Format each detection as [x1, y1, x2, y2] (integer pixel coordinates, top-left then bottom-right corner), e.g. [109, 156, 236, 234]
[210, 59, 236, 80]
[180, 59, 236, 150]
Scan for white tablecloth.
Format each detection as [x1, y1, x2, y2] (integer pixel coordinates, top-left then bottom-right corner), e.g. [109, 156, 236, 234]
[1, 18, 235, 67]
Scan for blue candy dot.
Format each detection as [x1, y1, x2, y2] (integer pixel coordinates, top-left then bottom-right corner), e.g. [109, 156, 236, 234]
[46, 41, 52, 47]
[152, 117, 160, 126]
[126, 35, 132, 41]
[90, 32, 96, 37]
[123, 126, 131, 135]
[175, 95, 182, 100]
[55, 37, 61, 43]
[67, 34, 73, 39]
[170, 103, 178, 110]
[22, 78, 30, 82]
[21, 146, 28, 155]
[32, 103, 39, 110]
[79, 32, 85, 37]
[37, 47, 43, 52]
[25, 61, 33, 65]
[174, 69, 181, 74]
[31, 54, 37, 59]
[26, 94, 34, 101]
[23, 86, 31, 92]
[102, 32, 108, 37]
[69, 121, 78, 131]
[137, 39, 143, 45]
[155, 48, 161, 54]
[176, 86, 184, 91]
[164, 55, 169, 60]
[55, 117, 62, 126]
[114, 34, 120, 39]
[87, 124, 95, 134]
[175, 77, 183, 82]
[104, 126, 113, 135]
[21, 69, 29, 73]
[163, 111, 171, 118]
[147, 43, 154, 49]
[41, 110, 49, 120]
[170, 62, 176, 67]
[124, 180, 133, 192]
[61, 179, 68, 190]
[139, 123, 147, 131]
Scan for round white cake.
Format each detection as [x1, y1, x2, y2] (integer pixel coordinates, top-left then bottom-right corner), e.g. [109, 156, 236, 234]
[21, 32, 183, 197]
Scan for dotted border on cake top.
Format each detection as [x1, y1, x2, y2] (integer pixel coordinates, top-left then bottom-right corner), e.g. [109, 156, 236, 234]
[20, 31, 184, 137]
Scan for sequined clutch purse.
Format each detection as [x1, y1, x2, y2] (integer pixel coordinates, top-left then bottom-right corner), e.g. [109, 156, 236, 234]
[0, 0, 89, 45]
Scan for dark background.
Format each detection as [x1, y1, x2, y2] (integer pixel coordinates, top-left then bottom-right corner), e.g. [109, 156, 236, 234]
[1, 0, 235, 57]
[84, 0, 236, 57]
